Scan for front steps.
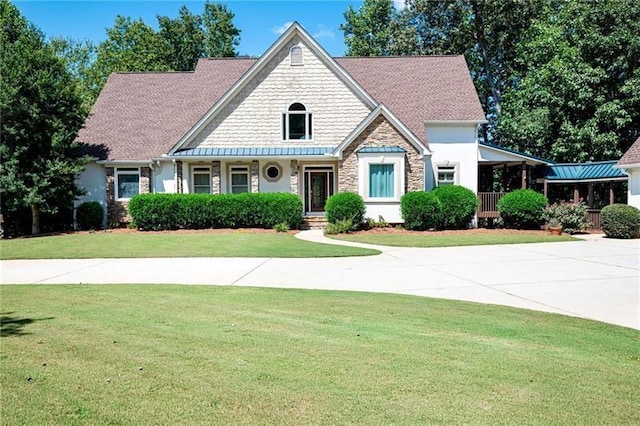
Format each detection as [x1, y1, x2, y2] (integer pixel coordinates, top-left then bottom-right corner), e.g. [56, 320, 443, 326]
[300, 216, 328, 230]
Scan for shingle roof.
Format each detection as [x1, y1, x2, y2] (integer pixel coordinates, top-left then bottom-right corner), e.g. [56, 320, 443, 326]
[618, 136, 640, 167]
[77, 55, 485, 161]
[173, 146, 333, 157]
[545, 161, 627, 181]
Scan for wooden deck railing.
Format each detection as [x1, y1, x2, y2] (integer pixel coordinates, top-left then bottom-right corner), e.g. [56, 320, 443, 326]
[477, 192, 505, 218]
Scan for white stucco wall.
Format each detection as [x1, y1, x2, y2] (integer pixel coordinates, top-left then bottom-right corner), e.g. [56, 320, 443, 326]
[188, 36, 371, 149]
[426, 124, 479, 193]
[364, 203, 403, 223]
[74, 162, 107, 226]
[628, 167, 640, 209]
[258, 160, 291, 193]
[152, 161, 176, 193]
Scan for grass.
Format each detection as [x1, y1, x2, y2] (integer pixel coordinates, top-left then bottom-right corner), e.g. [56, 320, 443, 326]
[330, 231, 577, 247]
[0, 231, 379, 259]
[1, 285, 638, 425]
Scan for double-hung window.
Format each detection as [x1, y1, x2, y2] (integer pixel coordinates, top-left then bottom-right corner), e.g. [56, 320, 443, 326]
[192, 167, 212, 194]
[369, 164, 395, 198]
[230, 166, 250, 193]
[115, 168, 140, 200]
[437, 165, 456, 186]
[282, 103, 312, 140]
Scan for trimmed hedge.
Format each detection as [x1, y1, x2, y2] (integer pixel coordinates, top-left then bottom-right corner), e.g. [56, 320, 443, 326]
[325, 192, 366, 228]
[432, 185, 478, 229]
[128, 193, 303, 231]
[76, 201, 104, 230]
[400, 191, 442, 231]
[497, 189, 548, 229]
[601, 204, 640, 239]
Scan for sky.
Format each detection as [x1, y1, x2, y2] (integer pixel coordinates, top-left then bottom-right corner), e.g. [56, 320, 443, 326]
[13, 0, 405, 57]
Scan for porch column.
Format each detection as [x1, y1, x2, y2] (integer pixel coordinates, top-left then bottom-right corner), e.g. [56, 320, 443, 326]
[587, 183, 594, 208]
[211, 161, 221, 194]
[290, 160, 299, 195]
[250, 160, 259, 193]
[521, 161, 527, 189]
[543, 180, 548, 199]
[573, 184, 580, 203]
[140, 167, 151, 194]
[609, 182, 615, 205]
[175, 161, 183, 193]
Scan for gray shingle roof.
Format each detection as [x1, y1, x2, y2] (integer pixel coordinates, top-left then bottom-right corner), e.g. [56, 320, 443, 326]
[77, 55, 485, 161]
[618, 136, 640, 167]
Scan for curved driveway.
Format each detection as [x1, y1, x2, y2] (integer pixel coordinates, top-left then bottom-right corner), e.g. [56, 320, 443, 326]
[1, 231, 638, 329]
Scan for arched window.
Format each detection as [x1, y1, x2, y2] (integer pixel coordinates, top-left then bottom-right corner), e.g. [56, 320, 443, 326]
[282, 103, 313, 140]
[290, 45, 303, 65]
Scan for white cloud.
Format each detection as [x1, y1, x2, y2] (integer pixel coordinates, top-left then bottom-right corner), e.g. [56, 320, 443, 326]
[272, 21, 294, 36]
[313, 25, 335, 40]
[393, 0, 406, 10]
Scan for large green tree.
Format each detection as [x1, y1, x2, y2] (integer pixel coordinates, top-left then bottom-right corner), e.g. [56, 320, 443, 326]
[340, 0, 397, 56]
[0, 0, 87, 235]
[497, 0, 640, 162]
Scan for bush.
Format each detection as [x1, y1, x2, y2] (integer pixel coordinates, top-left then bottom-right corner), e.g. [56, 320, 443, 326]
[325, 192, 365, 229]
[432, 185, 478, 229]
[497, 189, 547, 229]
[600, 204, 640, 239]
[324, 219, 354, 235]
[128, 193, 303, 231]
[76, 201, 104, 230]
[400, 191, 442, 231]
[542, 202, 588, 234]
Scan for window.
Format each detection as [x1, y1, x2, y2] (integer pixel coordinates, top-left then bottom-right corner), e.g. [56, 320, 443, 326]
[290, 45, 303, 65]
[369, 164, 395, 198]
[192, 167, 211, 194]
[358, 153, 405, 202]
[282, 103, 312, 140]
[262, 162, 282, 182]
[115, 168, 139, 200]
[437, 166, 456, 186]
[230, 166, 249, 193]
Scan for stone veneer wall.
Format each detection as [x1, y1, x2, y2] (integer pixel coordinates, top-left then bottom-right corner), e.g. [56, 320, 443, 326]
[251, 161, 259, 192]
[290, 160, 299, 194]
[106, 166, 151, 224]
[212, 161, 221, 194]
[338, 116, 423, 193]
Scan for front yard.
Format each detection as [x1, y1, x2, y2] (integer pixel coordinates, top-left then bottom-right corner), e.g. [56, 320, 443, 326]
[0, 229, 379, 259]
[1, 285, 638, 424]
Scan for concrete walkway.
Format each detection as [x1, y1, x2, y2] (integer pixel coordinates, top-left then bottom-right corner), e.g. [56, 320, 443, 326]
[1, 231, 638, 329]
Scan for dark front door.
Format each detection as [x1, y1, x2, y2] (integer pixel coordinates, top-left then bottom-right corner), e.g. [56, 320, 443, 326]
[309, 172, 328, 212]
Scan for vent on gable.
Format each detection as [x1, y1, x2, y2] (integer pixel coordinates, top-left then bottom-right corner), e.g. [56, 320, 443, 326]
[290, 45, 303, 65]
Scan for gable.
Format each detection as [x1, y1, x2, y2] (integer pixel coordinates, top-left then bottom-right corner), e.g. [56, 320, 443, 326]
[183, 36, 372, 150]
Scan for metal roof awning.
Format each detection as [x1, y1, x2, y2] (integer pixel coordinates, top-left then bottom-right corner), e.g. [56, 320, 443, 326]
[356, 146, 406, 153]
[170, 146, 335, 158]
[544, 161, 628, 183]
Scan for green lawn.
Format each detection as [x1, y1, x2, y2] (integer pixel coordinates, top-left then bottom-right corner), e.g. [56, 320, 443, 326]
[330, 231, 577, 247]
[1, 285, 638, 425]
[0, 231, 379, 259]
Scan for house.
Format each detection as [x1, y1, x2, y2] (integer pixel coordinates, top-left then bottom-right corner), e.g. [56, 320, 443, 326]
[76, 22, 554, 226]
[617, 136, 640, 209]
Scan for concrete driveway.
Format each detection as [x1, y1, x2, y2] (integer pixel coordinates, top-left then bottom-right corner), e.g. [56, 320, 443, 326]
[1, 231, 638, 329]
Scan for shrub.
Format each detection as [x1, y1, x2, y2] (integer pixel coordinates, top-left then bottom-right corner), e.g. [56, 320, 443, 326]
[273, 222, 289, 232]
[432, 185, 478, 229]
[325, 219, 354, 235]
[76, 201, 104, 230]
[325, 192, 365, 229]
[128, 193, 303, 231]
[542, 202, 588, 234]
[497, 189, 547, 229]
[400, 191, 442, 231]
[600, 204, 640, 239]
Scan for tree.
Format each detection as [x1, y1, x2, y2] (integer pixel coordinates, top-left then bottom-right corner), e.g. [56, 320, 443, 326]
[50, 37, 97, 111]
[158, 5, 205, 71]
[202, 1, 240, 57]
[0, 0, 87, 235]
[497, 0, 640, 162]
[340, 0, 397, 56]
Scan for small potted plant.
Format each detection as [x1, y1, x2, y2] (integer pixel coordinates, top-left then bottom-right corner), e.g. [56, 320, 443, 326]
[548, 218, 562, 235]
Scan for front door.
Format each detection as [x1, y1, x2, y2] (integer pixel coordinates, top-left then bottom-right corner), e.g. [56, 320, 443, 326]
[309, 172, 327, 212]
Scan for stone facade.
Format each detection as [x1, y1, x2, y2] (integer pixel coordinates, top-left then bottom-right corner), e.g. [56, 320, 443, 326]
[338, 115, 424, 193]
[187, 36, 371, 150]
[106, 166, 152, 224]
[176, 161, 183, 193]
[251, 160, 259, 192]
[212, 161, 221, 194]
[290, 160, 299, 194]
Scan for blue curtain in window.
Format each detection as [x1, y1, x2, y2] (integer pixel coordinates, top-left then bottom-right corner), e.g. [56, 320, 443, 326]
[369, 164, 394, 197]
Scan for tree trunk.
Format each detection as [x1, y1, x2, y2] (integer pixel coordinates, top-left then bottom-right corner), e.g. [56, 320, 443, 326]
[472, 2, 502, 116]
[31, 203, 40, 235]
